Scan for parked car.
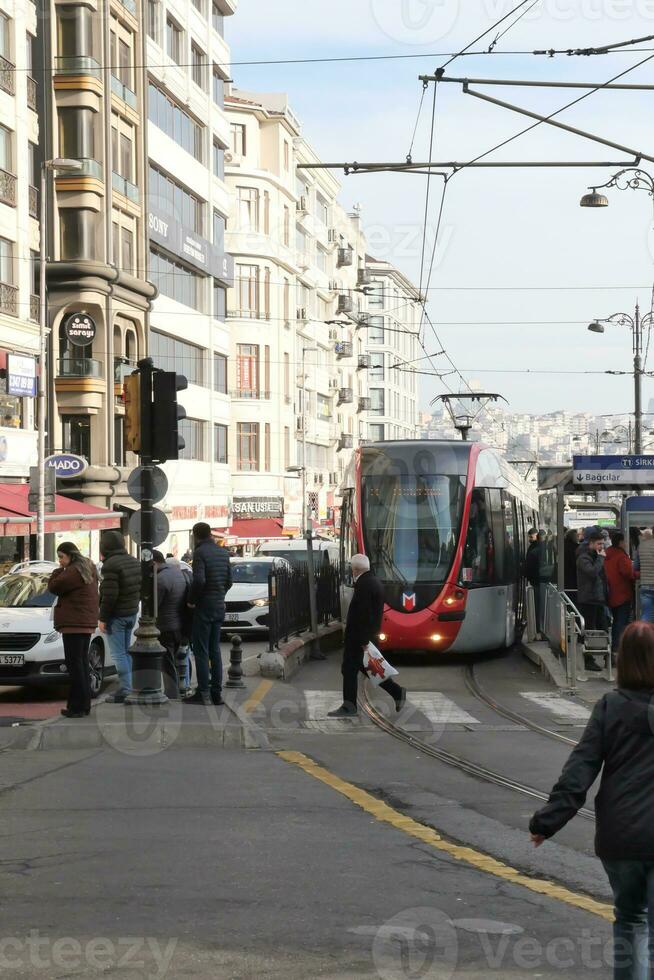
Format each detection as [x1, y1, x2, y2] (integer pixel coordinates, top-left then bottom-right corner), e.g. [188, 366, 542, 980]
[0, 561, 118, 696]
[255, 537, 338, 568]
[222, 557, 290, 634]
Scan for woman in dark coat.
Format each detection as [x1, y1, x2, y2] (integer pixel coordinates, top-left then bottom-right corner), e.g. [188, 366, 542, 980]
[530, 621, 654, 978]
[48, 541, 99, 718]
[563, 527, 580, 593]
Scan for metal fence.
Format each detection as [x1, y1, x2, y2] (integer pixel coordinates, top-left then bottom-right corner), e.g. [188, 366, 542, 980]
[267, 560, 341, 650]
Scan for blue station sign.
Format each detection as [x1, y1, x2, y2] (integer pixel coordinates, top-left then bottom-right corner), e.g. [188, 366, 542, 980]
[573, 455, 654, 486]
[45, 453, 88, 479]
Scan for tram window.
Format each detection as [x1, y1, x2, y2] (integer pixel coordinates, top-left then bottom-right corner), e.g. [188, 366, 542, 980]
[463, 489, 495, 586]
[502, 492, 518, 582]
[339, 490, 357, 586]
[489, 490, 505, 584]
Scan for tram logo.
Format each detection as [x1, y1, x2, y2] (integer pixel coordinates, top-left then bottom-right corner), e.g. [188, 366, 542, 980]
[402, 593, 416, 612]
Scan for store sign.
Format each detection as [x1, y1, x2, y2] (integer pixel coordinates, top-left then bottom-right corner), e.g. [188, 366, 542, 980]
[573, 455, 654, 486]
[7, 354, 36, 397]
[63, 312, 96, 346]
[148, 208, 235, 285]
[232, 497, 284, 520]
[45, 453, 88, 479]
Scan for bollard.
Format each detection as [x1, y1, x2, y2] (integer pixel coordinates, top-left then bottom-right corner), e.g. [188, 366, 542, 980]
[177, 643, 191, 697]
[226, 634, 246, 689]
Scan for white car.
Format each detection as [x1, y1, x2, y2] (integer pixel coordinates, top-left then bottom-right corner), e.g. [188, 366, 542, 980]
[0, 562, 118, 696]
[222, 557, 290, 634]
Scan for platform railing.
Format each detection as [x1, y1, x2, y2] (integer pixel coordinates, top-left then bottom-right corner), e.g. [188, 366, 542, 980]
[542, 584, 584, 693]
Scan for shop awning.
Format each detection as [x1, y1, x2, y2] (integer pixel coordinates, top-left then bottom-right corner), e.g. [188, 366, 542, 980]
[227, 517, 285, 541]
[0, 484, 122, 536]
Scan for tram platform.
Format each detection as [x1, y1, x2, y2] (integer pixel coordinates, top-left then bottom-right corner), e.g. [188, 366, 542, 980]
[523, 638, 612, 707]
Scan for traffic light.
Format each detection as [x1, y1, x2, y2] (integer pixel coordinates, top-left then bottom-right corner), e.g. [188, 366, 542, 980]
[151, 371, 188, 463]
[124, 372, 141, 452]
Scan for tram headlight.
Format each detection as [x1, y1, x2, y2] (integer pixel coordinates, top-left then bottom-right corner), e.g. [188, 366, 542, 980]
[378, 633, 387, 642]
[431, 633, 443, 643]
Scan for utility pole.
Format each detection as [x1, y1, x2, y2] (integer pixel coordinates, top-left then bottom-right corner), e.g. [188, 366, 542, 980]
[301, 346, 318, 637]
[634, 303, 643, 455]
[37, 165, 47, 562]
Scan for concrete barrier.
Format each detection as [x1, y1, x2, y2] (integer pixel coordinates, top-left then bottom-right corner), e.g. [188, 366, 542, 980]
[260, 623, 343, 681]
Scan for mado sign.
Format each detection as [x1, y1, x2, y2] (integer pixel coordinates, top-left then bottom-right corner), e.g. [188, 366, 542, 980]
[45, 453, 88, 479]
[573, 455, 654, 486]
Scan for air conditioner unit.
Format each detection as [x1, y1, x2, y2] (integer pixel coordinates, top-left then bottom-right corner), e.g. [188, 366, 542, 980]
[225, 151, 234, 163]
[357, 354, 371, 370]
[337, 246, 354, 268]
[337, 433, 354, 451]
[337, 387, 353, 406]
[358, 397, 371, 413]
[357, 266, 372, 286]
[296, 307, 307, 321]
[335, 341, 353, 359]
[337, 294, 354, 315]
[296, 195, 308, 214]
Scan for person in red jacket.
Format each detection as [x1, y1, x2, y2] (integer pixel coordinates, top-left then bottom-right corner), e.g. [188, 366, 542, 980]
[604, 530, 637, 654]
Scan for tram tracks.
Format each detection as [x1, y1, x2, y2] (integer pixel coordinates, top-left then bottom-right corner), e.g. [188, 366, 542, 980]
[359, 680, 594, 822]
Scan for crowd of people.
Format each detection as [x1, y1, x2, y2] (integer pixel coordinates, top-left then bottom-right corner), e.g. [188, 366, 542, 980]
[47, 521, 233, 718]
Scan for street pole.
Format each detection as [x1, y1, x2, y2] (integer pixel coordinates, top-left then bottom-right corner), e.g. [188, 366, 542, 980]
[126, 357, 166, 705]
[634, 303, 643, 455]
[301, 347, 319, 637]
[37, 165, 47, 561]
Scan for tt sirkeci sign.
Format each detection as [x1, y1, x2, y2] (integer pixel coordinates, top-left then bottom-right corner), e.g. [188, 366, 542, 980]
[573, 455, 654, 486]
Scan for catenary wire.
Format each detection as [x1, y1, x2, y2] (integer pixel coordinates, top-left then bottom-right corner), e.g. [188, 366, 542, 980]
[438, 0, 543, 71]
[487, 0, 541, 53]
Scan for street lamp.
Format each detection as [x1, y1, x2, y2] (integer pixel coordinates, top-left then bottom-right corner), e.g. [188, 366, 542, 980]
[586, 306, 653, 455]
[37, 158, 83, 560]
[579, 168, 654, 208]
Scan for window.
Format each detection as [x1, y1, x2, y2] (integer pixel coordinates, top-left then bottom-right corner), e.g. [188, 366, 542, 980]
[166, 17, 183, 64]
[60, 210, 100, 261]
[264, 424, 271, 471]
[283, 279, 290, 322]
[62, 416, 91, 459]
[213, 280, 226, 319]
[237, 186, 258, 232]
[237, 422, 259, 471]
[149, 164, 205, 235]
[316, 246, 327, 273]
[0, 237, 13, 285]
[264, 269, 271, 319]
[150, 329, 205, 385]
[179, 418, 205, 460]
[214, 423, 228, 464]
[147, 0, 159, 41]
[0, 125, 11, 172]
[284, 427, 290, 470]
[212, 66, 224, 106]
[148, 83, 204, 162]
[369, 388, 385, 416]
[316, 192, 329, 225]
[59, 107, 95, 160]
[368, 316, 384, 345]
[213, 353, 227, 393]
[317, 394, 331, 420]
[463, 489, 495, 586]
[283, 206, 290, 246]
[118, 132, 132, 181]
[369, 423, 384, 442]
[149, 248, 205, 312]
[368, 282, 384, 309]
[264, 345, 270, 393]
[283, 141, 289, 171]
[121, 228, 134, 275]
[0, 12, 10, 62]
[191, 43, 207, 90]
[230, 123, 246, 157]
[263, 191, 270, 235]
[213, 209, 225, 251]
[236, 343, 259, 395]
[211, 2, 223, 34]
[235, 264, 259, 318]
[212, 138, 224, 179]
[191, 0, 205, 14]
[283, 352, 290, 401]
[370, 353, 384, 380]
[110, 33, 131, 88]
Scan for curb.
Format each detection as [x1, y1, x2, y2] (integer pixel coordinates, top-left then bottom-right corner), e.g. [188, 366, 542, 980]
[522, 640, 570, 689]
[260, 623, 343, 681]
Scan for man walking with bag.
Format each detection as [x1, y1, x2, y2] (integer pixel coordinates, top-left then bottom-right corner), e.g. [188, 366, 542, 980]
[185, 522, 232, 706]
[329, 554, 406, 718]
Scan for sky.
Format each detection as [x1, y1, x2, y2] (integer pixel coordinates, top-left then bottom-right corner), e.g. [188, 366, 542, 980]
[226, 1, 654, 417]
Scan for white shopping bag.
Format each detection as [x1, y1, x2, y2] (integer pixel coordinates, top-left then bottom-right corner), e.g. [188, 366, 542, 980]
[363, 642, 399, 686]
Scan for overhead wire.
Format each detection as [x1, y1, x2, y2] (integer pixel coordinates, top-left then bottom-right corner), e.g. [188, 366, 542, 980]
[487, 0, 541, 53]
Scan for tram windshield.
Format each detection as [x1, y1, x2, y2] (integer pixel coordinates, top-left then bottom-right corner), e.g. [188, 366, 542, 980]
[361, 474, 466, 585]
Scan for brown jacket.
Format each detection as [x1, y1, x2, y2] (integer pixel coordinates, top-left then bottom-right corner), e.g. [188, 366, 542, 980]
[48, 563, 99, 632]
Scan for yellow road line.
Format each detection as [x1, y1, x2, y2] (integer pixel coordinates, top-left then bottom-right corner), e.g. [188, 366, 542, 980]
[277, 750, 613, 923]
[243, 680, 274, 714]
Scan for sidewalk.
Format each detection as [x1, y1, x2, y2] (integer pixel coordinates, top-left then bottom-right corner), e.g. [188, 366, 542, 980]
[523, 639, 613, 706]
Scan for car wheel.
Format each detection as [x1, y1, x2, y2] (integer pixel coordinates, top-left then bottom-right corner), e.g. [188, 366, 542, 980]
[89, 640, 105, 698]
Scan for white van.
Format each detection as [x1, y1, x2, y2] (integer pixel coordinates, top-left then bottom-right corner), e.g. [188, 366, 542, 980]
[255, 537, 338, 568]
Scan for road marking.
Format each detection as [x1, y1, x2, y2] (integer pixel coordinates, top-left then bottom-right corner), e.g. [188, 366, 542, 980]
[277, 750, 612, 923]
[304, 691, 343, 720]
[520, 693, 591, 721]
[407, 692, 479, 725]
[243, 680, 274, 714]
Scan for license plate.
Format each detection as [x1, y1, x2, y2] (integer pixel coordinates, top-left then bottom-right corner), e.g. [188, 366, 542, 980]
[225, 613, 240, 622]
[0, 654, 24, 666]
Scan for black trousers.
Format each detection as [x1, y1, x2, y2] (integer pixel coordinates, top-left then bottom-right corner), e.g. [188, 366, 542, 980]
[342, 647, 402, 710]
[62, 633, 92, 714]
[159, 629, 181, 700]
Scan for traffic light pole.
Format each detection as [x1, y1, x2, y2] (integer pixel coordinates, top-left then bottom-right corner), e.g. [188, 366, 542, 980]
[126, 357, 167, 705]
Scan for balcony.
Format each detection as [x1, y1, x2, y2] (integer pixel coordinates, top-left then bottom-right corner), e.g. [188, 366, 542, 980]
[56, 158, 103, 180]
[337, 387, 353, 406]
[358, 397, 372, 413]
[335, 341, 353, 360]
[0, 169, 16, 207]
[57, 357, 103, 379]
[27, 76, 37, 111]
[112, 172, 139, 202]
[357, 354, 370, 370]
[28, 185, 38, 218]
[111, 74, 138, 110]
[229, 389, 271, 400]
[357, 267, 372, 287]
[54, 55, 103, 80]
[0, 55, 15, 95]
[337, 246, 353, 268]
[29, 294, 39, 322]
[338, 433, 354, 451]
[337, 294, 354, 315]
[0, 282, 17, 316]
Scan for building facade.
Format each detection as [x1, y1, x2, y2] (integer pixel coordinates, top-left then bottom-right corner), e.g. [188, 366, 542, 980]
[224, 89, 368, 541]
[144, 0, 236, 555]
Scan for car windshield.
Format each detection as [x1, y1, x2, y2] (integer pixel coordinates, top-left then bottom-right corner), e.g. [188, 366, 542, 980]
[231, 562, 271, 584]
[0, 572, 55, 608]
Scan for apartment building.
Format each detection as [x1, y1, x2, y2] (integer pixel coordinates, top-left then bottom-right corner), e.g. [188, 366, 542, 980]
[364, 255, 420, 443]
[224, 89, 368, 541]
[0, 0, 39, 562]
[145, 0, 236, 555]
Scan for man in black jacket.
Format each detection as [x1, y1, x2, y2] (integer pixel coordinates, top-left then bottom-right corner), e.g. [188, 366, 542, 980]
[186, 522, 232, 706]
[98, 529, 141, 703]
[153, 551, 189, 700]
[328, 554, 405, 718]
[576, 530, 607, 673]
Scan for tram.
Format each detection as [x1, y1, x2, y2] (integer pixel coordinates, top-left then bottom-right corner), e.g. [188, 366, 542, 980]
[339, 441, 539, 653]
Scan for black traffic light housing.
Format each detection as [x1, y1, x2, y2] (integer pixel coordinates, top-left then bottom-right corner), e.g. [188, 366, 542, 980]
[151, 371, 188, 463]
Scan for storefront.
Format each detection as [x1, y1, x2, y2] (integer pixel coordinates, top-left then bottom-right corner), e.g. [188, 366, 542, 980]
[227, 496, 286, 554]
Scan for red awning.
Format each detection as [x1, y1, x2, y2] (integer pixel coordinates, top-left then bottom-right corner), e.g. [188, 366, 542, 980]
[228, 517, 284, 541]
[0, 484, 122, 537]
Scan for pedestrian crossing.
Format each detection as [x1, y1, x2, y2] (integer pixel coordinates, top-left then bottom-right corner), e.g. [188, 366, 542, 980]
[519, 692, 591, 721]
